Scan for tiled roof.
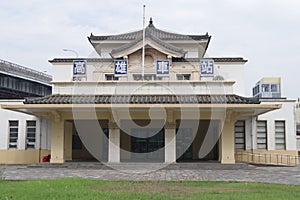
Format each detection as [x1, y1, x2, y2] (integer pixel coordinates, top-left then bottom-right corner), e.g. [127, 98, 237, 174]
[89, 19, 210, 42]
[25, 94, 259, 104]
[111, 32, 186, 57]
[49, 58, 114, 63]
[49, 57, 247, 63]
[172, 57, 248, 63]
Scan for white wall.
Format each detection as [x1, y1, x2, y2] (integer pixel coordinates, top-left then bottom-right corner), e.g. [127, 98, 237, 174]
[257, 100, 297, 151]
[214, 63, 245, 96]
[0, 101, 50, 150]
[52, 81, 234, 95]
[52, 64, 95, 82]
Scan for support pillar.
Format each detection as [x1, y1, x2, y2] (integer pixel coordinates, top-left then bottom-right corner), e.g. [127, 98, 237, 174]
[164, 123, 176, 163]
[64, 121, 73, 161]
[108, 122, 120, 163]
[50, 115, 65, 163]
[220, 115, 237, 164]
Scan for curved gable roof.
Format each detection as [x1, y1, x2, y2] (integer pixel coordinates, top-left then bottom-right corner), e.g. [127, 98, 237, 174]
[110, 31, 187, 58]
[89, 19, 210, 42]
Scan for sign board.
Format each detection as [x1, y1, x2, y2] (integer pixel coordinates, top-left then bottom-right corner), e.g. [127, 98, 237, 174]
[200, 59, 214, 76]
[156, 60, 170, 76]
[114, 60, 128, 76]
[73, 60, 87, 76]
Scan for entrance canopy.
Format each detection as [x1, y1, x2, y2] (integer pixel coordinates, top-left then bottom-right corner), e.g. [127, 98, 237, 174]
[3, 94, 281, 117]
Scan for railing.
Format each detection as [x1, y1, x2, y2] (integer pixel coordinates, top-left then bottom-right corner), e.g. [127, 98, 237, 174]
[0, 59, 52, 84]
[235, 151, 299, 166]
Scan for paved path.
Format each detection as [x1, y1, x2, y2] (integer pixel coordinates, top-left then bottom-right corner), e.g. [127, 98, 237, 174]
[0, 161, 299, 185]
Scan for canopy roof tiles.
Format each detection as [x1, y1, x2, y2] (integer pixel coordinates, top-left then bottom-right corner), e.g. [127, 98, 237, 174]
[24, 94, 259, 105]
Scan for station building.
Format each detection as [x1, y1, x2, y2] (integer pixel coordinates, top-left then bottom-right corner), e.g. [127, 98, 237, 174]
[2, 19, 298, 165]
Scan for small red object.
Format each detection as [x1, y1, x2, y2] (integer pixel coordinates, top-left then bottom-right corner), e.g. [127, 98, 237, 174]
[42, 154, 51, 162]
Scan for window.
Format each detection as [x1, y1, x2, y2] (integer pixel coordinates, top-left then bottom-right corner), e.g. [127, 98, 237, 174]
[271, 84, 278, 92]
[235, 120, 246, 150]
[262, 84, 270, 92]
[133, 74, 162, 81]
[296, 124, 300, 135]
[257, 121, 267, 149]
[176, 74, 191, 80]
[9, 121, 19, 148]
[275, 121, 285, 150]
[133, 74, 142, 81]
[26, 121, 36, 149]
[105, 74, 119, 81]
[252, 85, 260, 96]
[213, 76, 224, 81]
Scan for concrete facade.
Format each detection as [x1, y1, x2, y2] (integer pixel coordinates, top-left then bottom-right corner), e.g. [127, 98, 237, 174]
[2, 19, 297, 166]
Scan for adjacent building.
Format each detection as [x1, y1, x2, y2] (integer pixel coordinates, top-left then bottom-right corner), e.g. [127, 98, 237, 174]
[295, 99, 300, 154]
[0, 59, 51, 164]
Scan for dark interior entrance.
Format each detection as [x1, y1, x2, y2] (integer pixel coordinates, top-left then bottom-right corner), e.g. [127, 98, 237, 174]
[130, 128, 164, 162]
[120, 119, 165, 162]
[176, 120, 219, 162]
[72, 120, 109, 162]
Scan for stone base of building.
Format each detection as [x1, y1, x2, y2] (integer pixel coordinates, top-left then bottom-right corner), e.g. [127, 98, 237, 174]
[0, 149, 50, 164]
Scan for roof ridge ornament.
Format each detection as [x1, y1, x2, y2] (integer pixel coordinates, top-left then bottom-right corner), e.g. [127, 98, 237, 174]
[149, 17, 154, 27]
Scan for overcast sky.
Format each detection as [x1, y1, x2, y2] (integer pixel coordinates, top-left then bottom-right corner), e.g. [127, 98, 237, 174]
[0, 0, 299, 98]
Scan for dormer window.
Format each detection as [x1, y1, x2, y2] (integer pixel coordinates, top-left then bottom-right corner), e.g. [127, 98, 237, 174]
[105, 74, 119, 81]
[133, 74, 162, 81]
[177, 74, 191, 80]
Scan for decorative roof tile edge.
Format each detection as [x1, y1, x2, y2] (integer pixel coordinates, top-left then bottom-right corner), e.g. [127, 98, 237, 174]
[49, 57, 247, 63]
[110, 32, 186, 58]
[24, 94, 260, 105]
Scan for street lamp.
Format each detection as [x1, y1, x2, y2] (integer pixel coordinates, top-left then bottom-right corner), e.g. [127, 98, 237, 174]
[63, 49, 78, 58]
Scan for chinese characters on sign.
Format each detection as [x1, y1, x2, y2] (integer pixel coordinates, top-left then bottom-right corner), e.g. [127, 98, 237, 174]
[114, 60, 128, 76]
[156, 60, 170, 76]
[200, 59, 214, 76]
[73, 60, 86, 75]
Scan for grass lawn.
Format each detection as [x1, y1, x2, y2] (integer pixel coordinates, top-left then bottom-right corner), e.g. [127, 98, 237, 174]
[0, 179, 299, 200]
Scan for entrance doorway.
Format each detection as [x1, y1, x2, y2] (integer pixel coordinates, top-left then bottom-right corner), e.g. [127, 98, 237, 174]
[130, 128, 164, 162]
[176, 120, 220, 162]
[71, 120, 109, 162]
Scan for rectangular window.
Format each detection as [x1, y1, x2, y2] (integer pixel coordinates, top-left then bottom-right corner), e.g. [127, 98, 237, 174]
[271, 84, 278, 92]
[262, 84, 270, 92]
[105, 74, 119, 81]
[133, 74, 162, 81]
[9, 121, 19, 148]
[296, 124, 300, 135]
[257, 121, 267, 149]
[235, 120, 246, 150]
[26, 121, 36, 149]
[177, 74, 191, 80]
[275, 121, 285, 150]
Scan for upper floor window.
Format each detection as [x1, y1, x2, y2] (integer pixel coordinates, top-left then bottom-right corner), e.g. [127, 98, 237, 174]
[253, 85, 260, 96]
[271, 84, 279, 92]
[296, 124, 300, 135]
[105, 74, 119, 81]
[262, 84, 270, 92]
[177, 74, 191, 80]
[133, 74, 162, 81]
